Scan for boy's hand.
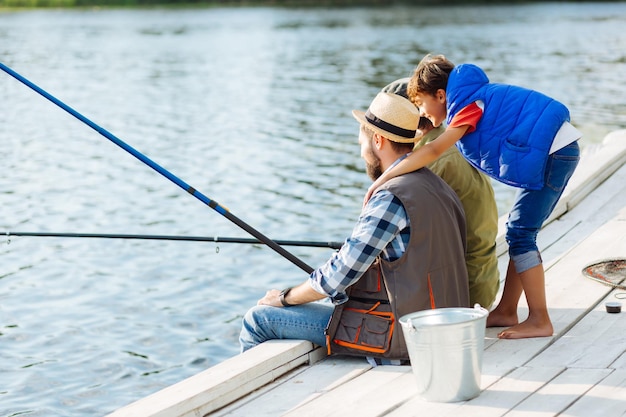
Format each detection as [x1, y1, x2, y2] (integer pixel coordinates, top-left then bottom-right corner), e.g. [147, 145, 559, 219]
[363, 178, 383, 206]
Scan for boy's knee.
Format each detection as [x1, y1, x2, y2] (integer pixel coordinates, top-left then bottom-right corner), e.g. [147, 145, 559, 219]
[505, 225, 540, 260]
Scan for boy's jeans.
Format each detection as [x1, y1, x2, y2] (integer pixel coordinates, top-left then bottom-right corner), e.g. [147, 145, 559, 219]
[506, 141, 580, 273]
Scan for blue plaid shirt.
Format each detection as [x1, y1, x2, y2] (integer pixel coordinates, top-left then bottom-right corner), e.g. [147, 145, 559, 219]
[309, 188, 410, 304]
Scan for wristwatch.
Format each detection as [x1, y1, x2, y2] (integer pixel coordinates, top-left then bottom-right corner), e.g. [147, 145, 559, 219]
[279, 287, 296, 307]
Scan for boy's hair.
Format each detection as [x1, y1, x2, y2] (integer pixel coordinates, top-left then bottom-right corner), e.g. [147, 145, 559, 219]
[407, 54, 455, 101]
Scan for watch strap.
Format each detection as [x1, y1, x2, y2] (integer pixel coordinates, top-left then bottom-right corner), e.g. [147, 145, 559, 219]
[279, 287, 296, 307]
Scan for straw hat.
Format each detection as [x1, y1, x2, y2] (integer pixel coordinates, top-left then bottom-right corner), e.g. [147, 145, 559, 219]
[352, 92, 420, 143]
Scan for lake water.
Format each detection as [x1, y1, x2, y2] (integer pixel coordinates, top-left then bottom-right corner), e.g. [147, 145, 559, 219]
[1, 3, 625, 415]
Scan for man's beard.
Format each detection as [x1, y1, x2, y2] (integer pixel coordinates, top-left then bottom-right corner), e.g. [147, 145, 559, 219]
[365, 149, 383, 181]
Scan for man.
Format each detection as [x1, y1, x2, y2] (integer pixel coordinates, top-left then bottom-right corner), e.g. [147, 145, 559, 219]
[240, 92, 469, 361]
[383, 78, 500, 309]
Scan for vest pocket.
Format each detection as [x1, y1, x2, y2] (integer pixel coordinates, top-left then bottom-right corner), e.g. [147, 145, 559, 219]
[332, 307, 394, 353]
[503, 137, 531, 153]
[325, 261, 398, 357]
[500, 138, 532, 184]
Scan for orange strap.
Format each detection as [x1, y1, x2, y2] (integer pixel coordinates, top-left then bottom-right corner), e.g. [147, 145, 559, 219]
[427, 273, 436, 309]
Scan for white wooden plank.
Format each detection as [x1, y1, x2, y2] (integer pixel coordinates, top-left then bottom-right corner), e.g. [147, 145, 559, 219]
[612, 351, 626, 370]
[215, 356, 371, 417]
[383, 361, 512, 417]
[282, 365, 413, 417]
[211, 359, 312, 417]
[506, 368, 612, 417]
[481, 337, 551, 378]
[387, 366, 563, 417]
[387, 398, 466, 416]
[106, 340, 320, 417]
[383, 377, 467, 417]
[559, 130, 626, 212]
[560, 369, 626, 417]
[528, 291, 626, 369]
[483, 330, 501, 349]
[441, 366, 564, 417]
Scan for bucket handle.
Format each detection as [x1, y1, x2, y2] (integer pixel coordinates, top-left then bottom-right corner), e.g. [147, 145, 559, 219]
[406, 304, 488, 332]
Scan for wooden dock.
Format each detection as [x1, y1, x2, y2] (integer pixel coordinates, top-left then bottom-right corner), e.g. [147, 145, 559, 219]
[108, 130, 626, 417]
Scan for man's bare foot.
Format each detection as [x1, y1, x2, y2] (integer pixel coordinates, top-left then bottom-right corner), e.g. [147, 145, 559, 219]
[497, 318, 553, 339]
[486, 309, 518, 328]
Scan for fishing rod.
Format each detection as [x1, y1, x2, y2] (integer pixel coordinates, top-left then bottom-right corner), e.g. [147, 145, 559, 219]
[5, 231, 343, 249]
[0, 62, 315, 273]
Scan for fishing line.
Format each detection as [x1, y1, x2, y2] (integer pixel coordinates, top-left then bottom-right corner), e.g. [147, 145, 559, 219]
[0, 62, 315, 273]
[4, 231, 343, 249]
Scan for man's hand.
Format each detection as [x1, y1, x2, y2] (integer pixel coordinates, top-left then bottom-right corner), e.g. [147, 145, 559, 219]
[256, 283, 326, 308]
[257, 289, 282, 307]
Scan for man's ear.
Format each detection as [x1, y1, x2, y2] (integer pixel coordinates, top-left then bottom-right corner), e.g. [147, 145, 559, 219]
[373, 133, 384, 150]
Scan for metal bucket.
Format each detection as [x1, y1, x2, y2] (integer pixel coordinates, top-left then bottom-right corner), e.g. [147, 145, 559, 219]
[399, 305, 489, 402]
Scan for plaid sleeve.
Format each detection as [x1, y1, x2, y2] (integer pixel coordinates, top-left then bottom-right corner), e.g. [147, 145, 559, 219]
[308, 190, 409, 304]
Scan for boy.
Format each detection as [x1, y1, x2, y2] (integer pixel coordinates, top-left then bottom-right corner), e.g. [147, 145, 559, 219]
[366, 54, 581, 339]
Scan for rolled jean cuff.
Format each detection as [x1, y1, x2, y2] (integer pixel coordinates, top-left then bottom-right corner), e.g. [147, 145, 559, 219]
[511, 250, 542, 274]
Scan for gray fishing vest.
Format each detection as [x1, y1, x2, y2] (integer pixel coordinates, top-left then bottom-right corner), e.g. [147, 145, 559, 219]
[325, 167, 470, 360]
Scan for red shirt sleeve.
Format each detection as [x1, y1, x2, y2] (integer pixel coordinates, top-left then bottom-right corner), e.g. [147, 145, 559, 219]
[449, 101, 483, 133]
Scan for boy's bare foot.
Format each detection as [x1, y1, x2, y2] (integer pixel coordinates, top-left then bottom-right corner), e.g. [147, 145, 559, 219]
[486, 309, 518, 328]
[497, 318, 553, 339]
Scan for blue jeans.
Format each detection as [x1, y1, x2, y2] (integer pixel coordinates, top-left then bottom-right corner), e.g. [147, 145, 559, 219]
[506, 141, 580, 273]
[239, 302, 333, 352]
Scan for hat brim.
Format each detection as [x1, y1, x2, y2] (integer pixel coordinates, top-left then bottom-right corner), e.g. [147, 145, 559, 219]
[352, 109, 418, 144]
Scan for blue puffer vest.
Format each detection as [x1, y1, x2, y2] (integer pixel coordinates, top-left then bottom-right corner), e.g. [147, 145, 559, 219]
[446, 64, 570, 190]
